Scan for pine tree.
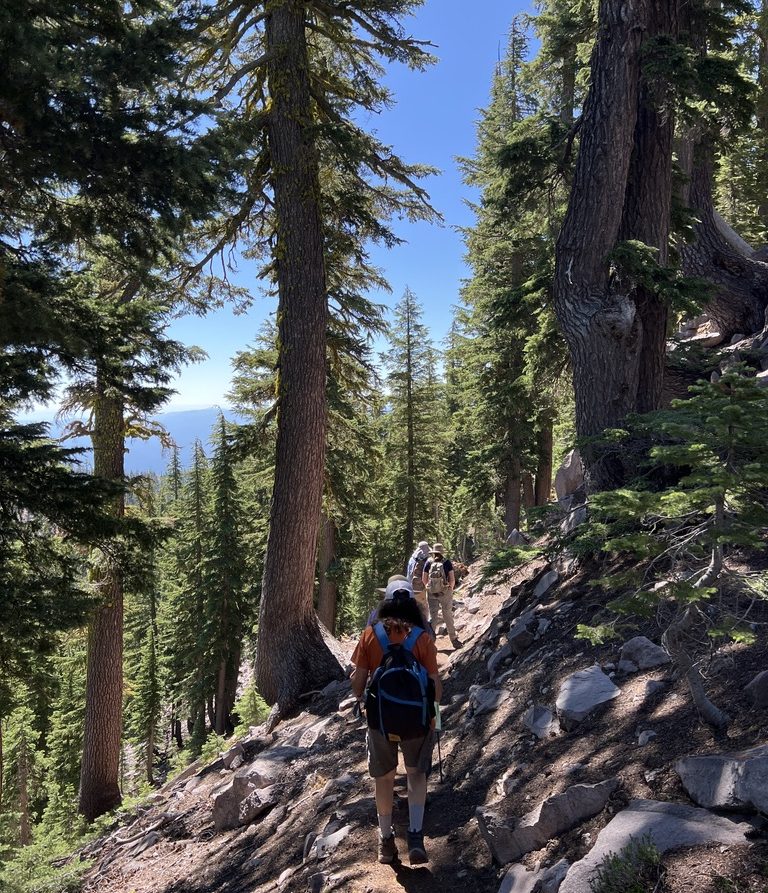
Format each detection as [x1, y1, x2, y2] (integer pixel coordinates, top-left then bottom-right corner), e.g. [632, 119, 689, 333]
[205, 416, 247, 735]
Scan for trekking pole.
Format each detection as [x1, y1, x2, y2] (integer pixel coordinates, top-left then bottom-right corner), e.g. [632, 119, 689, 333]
[436, 729, 444, 783]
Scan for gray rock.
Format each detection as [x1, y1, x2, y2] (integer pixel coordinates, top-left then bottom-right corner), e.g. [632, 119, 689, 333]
[508, 612, 538, 656]
[222, 743, 245, 769]
[620, 636, 670, 670]
[555, 665, 621, 730]
[467, 601, 481, 615]
[559, 800, 752, 893]
[675, 745, 768, 813]
[554, 449, 584, 502]
[533, 570, 559, 601]
[560, 504, 587, 536]
[745, 670, 768, 707]
[637, 730, 657, 747]
[308, 825, 352, 860]
[756, 369, 768, 388]
[298, 717, 334, 749]
[477, 779, 619, 864]
[617, 659, 638, 674]
[506, 528, 530, 546]
[499, 859, 569, 893]
[240, 785, 280, 826]
[488, 643, 514, 679]
[536, 617, 552, 638]
[523, 704, 559, 740]
[469, 686, 507, 717]
[127, 830, 161, 857]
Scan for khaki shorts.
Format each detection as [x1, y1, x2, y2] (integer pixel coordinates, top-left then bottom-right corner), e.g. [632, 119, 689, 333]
[366, 728, 435, 777]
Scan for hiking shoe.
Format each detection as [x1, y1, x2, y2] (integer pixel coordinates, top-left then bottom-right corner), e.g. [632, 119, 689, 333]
[407, 830, 428, 864]
[451, 637, 463, 649]
[378, 832, 397, 864]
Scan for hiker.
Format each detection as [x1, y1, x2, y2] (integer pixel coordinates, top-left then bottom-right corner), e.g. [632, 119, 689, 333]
[351, 579, 442, 866]
[422, 543, 462, 649]
[406, 540, 430, 624]
[366, 574, 409, 628]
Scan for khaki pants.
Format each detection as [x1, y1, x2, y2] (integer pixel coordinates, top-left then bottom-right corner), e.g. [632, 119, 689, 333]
[413, 587, 430, 626]
[428, 590, 456, 639]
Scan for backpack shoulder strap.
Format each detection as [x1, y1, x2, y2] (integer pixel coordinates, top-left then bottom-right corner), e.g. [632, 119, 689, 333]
[402, 626, 422, 653]
[373, 621, 390, 653]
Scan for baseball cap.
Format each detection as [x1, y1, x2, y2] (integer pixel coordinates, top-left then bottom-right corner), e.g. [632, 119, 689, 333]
[384, 579, 414, 601]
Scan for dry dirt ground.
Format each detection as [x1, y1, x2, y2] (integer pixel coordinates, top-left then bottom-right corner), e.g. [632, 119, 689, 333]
[77, 552, 768, 893]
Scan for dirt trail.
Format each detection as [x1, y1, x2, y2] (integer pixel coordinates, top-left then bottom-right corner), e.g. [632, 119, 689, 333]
[79, 552, 768, 893]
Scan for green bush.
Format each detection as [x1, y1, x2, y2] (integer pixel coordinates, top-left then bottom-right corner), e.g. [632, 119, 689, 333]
[590, 836, 662, 893]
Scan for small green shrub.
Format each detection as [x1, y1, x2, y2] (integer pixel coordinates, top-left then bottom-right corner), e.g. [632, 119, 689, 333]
[233, 682, 270, 735]
[478, 545, 541, 587]
[590, 836, 662, 893]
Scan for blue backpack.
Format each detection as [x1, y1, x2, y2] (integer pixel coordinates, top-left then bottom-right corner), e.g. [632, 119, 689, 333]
[365, 622, 433, 742]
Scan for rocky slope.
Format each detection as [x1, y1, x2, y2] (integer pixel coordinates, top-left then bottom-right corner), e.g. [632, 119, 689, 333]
[76, 552, 768, 893]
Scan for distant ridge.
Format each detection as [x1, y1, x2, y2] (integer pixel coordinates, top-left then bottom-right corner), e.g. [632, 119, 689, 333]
[22, 407, 242, 476]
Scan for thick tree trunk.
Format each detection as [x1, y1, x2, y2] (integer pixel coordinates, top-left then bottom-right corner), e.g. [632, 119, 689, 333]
[504, 457, 522, 535]
[553, 0, 646, 489]
[554, 0, 678, 489]
[522, 473, 535, 510]
[256, 1, 342, 719]
[534, 418, 553, 505]
[317, 512, 337, 632]
[681, 140, 768, 339]
[79, 389, 124, 822]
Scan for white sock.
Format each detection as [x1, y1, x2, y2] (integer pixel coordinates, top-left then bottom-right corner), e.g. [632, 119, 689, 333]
[409, 804, 425, 833]
[378, 814, 393, 838]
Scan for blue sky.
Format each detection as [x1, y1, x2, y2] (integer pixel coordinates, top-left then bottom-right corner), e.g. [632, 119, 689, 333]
[166, 0, 525, 410]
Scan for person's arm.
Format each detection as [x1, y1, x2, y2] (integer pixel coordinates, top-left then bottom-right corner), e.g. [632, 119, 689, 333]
[447, 569, 456, 591]
[430, 671, 442, 703]
[351, 664, 369, 700]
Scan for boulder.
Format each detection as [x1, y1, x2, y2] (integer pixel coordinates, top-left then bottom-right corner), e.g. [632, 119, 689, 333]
[560, 504, 587, 536]
[469, 686, 507, 717]
[506, 528, 530, 546]
[298, 717, 334, 749]
[533, 570, 559, 601]
[757, 369, 768, 387]
[499, 859, 569, 893]
[745, 670, 768, 707]
[555, 665, 621, 730]
[222, 743, 245, 769]
[674, 745, 768, 813]
[522, 704, 559, 740]
[617, 659, 638, 674]
[554, 450, 584, 502]
[240, 785, 280, 826]
[559, 800, 751, 893]
[507, 612, 538, 656]
[307, 825, 352, 860]
[477, 779, 618, 864]
[620, 636, 670, 670]
[488, 643, 514, 679]
[637, 730, 657, 747]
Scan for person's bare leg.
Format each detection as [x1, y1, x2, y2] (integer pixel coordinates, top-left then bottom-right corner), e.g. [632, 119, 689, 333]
[375, 769, 396, 836]
[405, 767, 427, 830]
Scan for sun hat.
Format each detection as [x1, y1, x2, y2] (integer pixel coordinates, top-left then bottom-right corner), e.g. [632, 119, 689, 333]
[384, 579, 414, 601]
[417, 540, 429, 552]
[430, 543, 445, 555]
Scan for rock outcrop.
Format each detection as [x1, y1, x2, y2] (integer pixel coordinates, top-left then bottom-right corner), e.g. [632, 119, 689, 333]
[555, 665, 621, 730]
[559, 800, 752, 893]
[675, 745, 768, 813]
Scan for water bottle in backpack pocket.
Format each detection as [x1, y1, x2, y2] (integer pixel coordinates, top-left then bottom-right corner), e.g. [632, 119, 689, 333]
[365, 622, 435, 742]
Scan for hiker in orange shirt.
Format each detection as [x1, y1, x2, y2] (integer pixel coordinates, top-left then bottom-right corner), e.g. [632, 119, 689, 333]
[351, 579, 442, 866]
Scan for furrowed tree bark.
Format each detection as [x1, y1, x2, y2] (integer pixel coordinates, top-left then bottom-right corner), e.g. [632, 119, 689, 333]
[317, 511, 338, 633]
[79, 385, 124, 822]
[553, 0, 646, 489]
[256, 0, 342, 721]
[681, 139, 768, 339]
[554, 0, 679, 489]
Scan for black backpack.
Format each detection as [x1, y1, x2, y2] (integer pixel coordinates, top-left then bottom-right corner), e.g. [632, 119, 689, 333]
[365, 622, 434, 742]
